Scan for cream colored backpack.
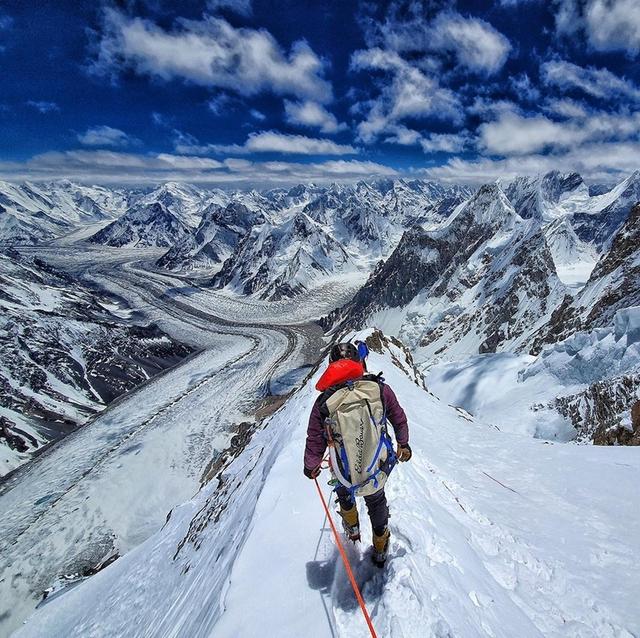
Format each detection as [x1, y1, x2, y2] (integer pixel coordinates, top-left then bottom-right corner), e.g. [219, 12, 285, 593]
[321, 377, 397, 498]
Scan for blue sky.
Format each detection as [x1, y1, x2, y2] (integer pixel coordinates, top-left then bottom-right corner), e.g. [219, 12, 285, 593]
[1, 0, 639, 186]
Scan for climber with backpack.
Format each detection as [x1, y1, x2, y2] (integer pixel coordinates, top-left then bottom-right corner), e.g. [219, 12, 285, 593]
[303, 341, 412, 566]
[354, 339, 369, 371]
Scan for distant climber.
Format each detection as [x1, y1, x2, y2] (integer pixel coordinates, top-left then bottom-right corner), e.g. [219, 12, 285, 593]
[354, 339, 369, 371]
[304, 341, 411, 566]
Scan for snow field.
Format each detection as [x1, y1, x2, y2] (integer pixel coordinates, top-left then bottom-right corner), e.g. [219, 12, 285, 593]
[16, 333, 640, 638]
[215, 347, 640, 637]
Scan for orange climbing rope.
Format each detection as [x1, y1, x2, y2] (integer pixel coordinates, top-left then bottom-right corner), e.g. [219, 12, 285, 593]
[313, 477, 379, 638]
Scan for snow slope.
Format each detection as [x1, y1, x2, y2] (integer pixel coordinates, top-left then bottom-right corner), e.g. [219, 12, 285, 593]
[15, 331, 640, 638]
[426, 305, 640, 442]
[0, 245, 323, 636]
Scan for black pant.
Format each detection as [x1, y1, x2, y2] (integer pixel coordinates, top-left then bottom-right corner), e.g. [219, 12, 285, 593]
[336, 486, 388, 536]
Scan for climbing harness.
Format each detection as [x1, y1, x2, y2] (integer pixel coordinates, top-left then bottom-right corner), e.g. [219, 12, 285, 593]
[313, 476, 379, 638]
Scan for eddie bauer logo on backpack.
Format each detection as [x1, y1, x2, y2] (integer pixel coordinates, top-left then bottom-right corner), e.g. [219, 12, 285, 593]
[321, 377, 398, 498]
[354, 414, 366, 474]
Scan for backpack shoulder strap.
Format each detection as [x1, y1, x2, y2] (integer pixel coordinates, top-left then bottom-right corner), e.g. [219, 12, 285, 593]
[359, 374, 387, 414]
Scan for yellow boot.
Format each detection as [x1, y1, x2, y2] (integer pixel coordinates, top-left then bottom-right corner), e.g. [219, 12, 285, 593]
[339, 504, 360, 541]
[372, 527, 390, 567]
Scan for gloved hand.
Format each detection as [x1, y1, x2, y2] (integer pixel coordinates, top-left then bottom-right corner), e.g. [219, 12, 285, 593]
[397, 444, 412, 462]
[304, 465, 321, 479]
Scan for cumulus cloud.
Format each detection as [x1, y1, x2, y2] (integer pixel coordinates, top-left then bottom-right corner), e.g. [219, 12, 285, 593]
[0, 150, 395, 186]
[364, 6, 511, 75]
[283, 100, 346, 134]
[542, 59, 640, 101]
[26, 100, 59, 114]
[91, 9, 332, 103]
[349, 7, 508, 148]
[78, 125, 133, 147]
[479, 109, 640, 155]
[350, 48, 462, 143]
[175, 130, 356, 155]
[429, 12, 511, 75]
[555, 0, 640, 56]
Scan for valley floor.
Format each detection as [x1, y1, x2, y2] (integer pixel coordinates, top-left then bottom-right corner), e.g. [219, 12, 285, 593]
[0, 246, 326, 636]
[13, 338, 640, 638]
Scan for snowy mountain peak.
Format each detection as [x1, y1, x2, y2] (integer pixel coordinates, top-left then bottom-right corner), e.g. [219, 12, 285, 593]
[90, 200, 190, 248]
[505, 171, 588, 222]
[454, 182, 518, 229]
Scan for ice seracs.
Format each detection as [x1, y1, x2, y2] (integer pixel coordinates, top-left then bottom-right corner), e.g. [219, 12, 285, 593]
[532, 202, 640, 351]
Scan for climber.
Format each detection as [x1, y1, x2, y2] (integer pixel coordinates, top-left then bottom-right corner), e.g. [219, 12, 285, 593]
[354, 339, 369, 371]
[303, 341, 411, 566]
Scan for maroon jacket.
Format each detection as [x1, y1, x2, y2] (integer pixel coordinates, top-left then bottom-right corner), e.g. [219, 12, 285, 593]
[304, 371, 409, 471]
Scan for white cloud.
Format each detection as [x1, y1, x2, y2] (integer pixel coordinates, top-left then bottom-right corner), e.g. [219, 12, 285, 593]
[91, 10, 332, 103]
[155, 154, 224, 170]
[250, 109, 266, 121]
[283, 100, 346, 134]
[78, 125, 133, 147]
[175, 130, 356, 155]
[384, 125, 422, 146]
[480, 112, 571, 155]
[206, 0, 252, 16]
[479, 109, 640, 155]
[242, 131, 356, 155]
[351, 48, 462, 143]
[26, 100, 59, 114]
[542, 59, 640, 101]
[424, 141, 640, 184]
[584, 0, 640, 54]
[151, 111, 171, 127]
[370, 8, 510, 75]
[555, 0, 640, 56]
[429, 12, 511, 75]
[544, 98, 590, 119]
[468, 97, 521, 118]
[0, 150, 395, 186]
[420, 133, 470, 153]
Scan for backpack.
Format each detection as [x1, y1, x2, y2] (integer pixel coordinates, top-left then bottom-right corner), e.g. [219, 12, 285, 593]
[319, 375, 397, 498]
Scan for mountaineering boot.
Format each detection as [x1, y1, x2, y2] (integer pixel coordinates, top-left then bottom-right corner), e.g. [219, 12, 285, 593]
[371, 527, 390, 567]
[339, 503, 360, 542]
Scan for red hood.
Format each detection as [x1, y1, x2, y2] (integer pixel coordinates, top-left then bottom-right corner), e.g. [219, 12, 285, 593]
[316, 359, 364, 392]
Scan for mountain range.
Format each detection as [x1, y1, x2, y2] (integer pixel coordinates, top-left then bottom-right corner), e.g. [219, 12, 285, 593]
[0, 170, 639, 446]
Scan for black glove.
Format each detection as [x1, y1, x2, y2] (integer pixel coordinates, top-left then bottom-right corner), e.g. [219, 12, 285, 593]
[304, 465, 321, 479]
[397, 443, 412, 462]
